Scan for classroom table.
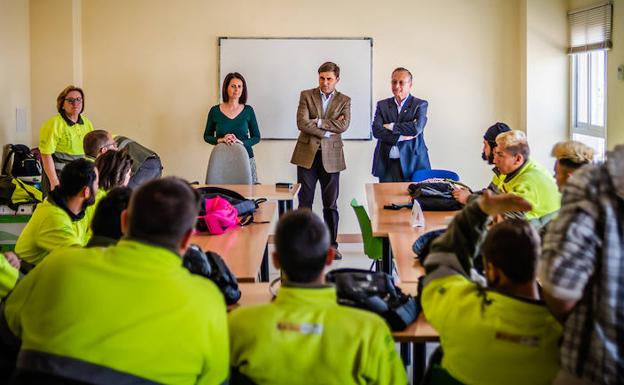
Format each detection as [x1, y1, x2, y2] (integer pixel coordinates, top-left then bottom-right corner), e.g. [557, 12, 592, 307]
[196, 183, 300, 217]
[191, 201, 276, 282]
[231, 281, 438, 384]
[365, 182, 457, 276]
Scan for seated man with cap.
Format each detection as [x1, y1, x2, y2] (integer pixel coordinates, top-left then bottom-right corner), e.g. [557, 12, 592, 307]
[452, 122, 511, 204]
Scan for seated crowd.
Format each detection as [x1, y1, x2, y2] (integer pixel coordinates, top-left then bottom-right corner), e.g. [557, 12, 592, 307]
[0, 117, 621, 385]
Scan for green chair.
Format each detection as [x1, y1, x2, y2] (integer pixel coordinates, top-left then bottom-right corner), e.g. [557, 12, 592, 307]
[350, 198, 383, 271]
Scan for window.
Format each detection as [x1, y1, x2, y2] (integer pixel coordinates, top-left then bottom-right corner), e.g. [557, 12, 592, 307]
[571, 50, 606, 161]
[568, 1, 612, 161]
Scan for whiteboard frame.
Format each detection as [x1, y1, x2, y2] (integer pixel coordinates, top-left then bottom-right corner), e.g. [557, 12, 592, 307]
[218, 36, 373, 141]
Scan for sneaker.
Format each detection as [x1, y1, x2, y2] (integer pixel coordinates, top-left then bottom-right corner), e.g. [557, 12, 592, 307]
[333, 248, 343, 261]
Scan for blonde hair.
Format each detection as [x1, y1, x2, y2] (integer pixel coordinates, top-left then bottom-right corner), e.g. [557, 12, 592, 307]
[496, 130, 530, 159]
[551, 140, 594, 167]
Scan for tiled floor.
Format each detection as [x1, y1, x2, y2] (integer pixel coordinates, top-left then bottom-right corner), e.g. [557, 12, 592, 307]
[266, 242, 438, 385]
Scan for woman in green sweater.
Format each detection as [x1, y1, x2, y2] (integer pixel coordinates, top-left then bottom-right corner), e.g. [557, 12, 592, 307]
[204, 72, 261, 183]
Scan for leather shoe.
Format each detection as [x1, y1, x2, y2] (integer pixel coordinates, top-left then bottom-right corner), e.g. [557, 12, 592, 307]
[333, 248, 343, 261]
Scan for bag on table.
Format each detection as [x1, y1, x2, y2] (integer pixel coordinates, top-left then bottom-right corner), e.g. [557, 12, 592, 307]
[196, 186, 266, 231]
[2, 144, 42, 184]
[0, 175, 42, 210]
[183, 244, 241, 304]
[325, 268, 419, 331]
[196, 195, 240, 235]
[408, 182, 463, 211]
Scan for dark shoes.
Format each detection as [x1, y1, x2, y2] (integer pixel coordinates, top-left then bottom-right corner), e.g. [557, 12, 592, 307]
[333, 248, 343, 261]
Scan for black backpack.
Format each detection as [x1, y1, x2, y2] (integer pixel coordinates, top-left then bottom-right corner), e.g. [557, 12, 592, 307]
[183, 244, 241, 305]
[3, 144, 42, 181]
[408, 182, 463, 211]
[325, 268, 420, 331]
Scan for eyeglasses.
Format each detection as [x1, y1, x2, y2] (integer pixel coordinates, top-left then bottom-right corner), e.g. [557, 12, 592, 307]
[64, 97, 83, 104]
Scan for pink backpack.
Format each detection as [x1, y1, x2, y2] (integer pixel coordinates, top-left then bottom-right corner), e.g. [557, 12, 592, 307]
[196, 195, 239, 235]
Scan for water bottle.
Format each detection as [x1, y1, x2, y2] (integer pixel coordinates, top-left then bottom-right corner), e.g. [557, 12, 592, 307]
[410, 199, 425, 228]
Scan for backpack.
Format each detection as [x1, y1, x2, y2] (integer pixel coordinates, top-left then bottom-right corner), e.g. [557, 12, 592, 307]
[0, 175, 43, 210]
[408, 182, 464, 211]
[2, 144, 42, 183]
[196, 187, 266, 231]
[197, 195, 240, 235]
[183, 244, 241, 304]
[325, 268, 420, 331]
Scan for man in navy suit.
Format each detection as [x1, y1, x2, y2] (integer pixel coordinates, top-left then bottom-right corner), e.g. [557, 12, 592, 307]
[372, 67, 430, 182]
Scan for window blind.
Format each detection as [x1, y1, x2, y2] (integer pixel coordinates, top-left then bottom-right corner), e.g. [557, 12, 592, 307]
[568, 1, 613, 53]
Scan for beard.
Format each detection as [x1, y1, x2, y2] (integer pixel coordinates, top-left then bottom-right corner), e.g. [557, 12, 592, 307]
[481, 151, 494, 165]
[82, 187, 97, 211]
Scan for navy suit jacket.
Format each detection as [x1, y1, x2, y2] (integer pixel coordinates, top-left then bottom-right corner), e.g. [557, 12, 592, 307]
[371, 95, 431, 180]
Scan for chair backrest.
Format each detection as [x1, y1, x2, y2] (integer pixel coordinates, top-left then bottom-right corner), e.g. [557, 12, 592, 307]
[205, 143, 252, 184]
[350, 198, 382, 261]
[411, 169, 460, 183]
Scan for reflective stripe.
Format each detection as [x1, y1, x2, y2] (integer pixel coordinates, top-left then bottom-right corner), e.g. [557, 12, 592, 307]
[17, 350, 162, 385]
[52, 153, 83, 172]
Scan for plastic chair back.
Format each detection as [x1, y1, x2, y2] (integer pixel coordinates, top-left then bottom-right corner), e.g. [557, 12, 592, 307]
[205, 143, 252, 184]
[350, 198, 382, 261]
[411, 169, 460, 183]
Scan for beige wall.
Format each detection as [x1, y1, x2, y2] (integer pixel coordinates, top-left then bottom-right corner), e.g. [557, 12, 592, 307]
[0, 0, 31, 147]
[524, 0, 569, 167]
[70, 0, 521, 233]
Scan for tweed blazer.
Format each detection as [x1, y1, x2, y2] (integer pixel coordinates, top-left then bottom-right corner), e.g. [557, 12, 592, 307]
[290, 88, 351, 173]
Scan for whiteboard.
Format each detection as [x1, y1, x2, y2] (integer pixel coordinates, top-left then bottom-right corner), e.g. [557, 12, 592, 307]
[219, 37, 372, 140]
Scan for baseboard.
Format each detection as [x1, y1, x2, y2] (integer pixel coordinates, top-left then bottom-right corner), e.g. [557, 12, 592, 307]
[268, 233, 362, 244]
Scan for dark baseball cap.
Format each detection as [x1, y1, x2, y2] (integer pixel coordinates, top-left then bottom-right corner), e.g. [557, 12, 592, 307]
[484, 122, 512, 143]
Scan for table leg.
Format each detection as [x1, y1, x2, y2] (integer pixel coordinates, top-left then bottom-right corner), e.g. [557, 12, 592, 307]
[260, 243, 269, 282]
[382, 237, 393, 275]
[278, 200, 286, 217]
[412, 342, 426, 385]
[400, 343, 411, 367]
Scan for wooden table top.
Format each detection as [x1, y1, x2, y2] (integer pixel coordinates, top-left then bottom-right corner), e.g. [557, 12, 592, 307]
[232, 282, 439, 343]
[365, 182, 456, 237]
[191, 201, 276, 283]
[389, 232, 426, 283]
[195, 183, 300, 200]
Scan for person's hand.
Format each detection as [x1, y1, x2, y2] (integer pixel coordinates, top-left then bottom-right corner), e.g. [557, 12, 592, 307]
[219, 134, 238, 145]
[337, 115, 345, 121]
[452, 187, 471, 204]
[477, 190, 532, 217]
[383, 123, 392, 130]
[3, 251, 21, 270]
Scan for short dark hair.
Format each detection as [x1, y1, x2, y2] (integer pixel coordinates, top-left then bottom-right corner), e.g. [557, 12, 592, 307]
[481, 219, 540, 284]
[83, 130, 112, 158]
[57, 159, 97, 199]
[126, 177, 201, 251]
[91, 187, 132, 240]
[56, 85, 85, 115]
[222, 72, 248, 104]
[95, 150, 133, 190]
[318, 62, 340, 78]
[274, 209, 330, 283]
[392, 67, 413, 82]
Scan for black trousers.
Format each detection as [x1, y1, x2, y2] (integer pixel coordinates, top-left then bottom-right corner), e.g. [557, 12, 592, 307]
[297, 150, 340, 248]
[379, 159, 404, 182]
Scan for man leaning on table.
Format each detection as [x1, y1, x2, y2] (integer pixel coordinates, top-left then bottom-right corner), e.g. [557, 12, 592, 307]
[421, 192, 561, 385]
[228, 209, 406, 385]
[372, 67, 430, 182]
[290, 61, 351, 259]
